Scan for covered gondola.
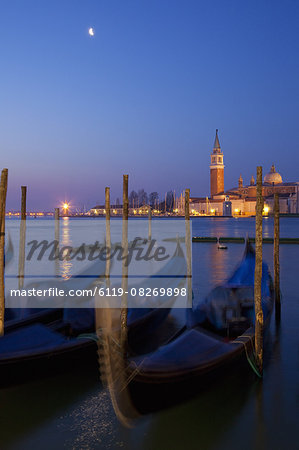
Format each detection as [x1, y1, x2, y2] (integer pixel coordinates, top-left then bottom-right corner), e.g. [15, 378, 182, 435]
[0, 242, 186, 385]
[118, 241, 274, 414]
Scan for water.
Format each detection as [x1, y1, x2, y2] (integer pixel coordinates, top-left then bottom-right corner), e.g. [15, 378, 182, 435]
[1, 217, 299, 450]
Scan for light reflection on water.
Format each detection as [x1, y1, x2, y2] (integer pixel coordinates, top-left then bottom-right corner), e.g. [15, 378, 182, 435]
[60, 217, 72, 280]
[1, 217, 299, 450]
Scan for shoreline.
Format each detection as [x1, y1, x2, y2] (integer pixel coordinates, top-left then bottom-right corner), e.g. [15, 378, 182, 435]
[5, 213, 299, 219]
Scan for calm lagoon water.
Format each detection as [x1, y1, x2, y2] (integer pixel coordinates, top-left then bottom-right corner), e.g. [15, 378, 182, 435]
[1, 217, 299, 450]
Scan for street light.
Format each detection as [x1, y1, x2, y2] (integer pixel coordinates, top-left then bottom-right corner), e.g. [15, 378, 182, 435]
[62, 202, 70, 216]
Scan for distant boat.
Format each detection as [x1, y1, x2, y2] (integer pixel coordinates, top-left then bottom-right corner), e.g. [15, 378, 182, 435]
[218, 243, 227, 250]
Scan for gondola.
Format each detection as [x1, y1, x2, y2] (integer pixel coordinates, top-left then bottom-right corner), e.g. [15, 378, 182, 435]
[114, 240, 275, 415]
[4, 233, 61, 330]
[4, 252, 109, 332]
[0, 242, 186, 385]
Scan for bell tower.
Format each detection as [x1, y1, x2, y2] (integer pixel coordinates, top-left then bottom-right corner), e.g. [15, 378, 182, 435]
[210, 129, 224, 197]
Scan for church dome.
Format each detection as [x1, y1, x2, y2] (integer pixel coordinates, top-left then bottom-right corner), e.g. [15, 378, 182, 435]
[264, 165, 283, 184]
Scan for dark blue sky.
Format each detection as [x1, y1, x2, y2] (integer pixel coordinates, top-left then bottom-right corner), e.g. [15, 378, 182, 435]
[1, 0, 299, 210]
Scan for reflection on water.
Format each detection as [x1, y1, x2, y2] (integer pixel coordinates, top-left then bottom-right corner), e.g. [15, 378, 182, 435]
[263, 217, 271, 238]
[208, 244, 230, 284]
[60, 217, 72, 280]
[191, 243, 244, 305]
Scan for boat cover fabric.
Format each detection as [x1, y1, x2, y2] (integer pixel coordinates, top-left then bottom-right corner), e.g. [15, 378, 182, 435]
[187, 247, 273, 330]
[63, 308, 95, 333]
[5, 308, 48, 323]
[64, 242, 186, 331]
[226, 251, 270, 296]
[130, 329, 231, 375]
[8, 258, 106, 309]
[0, 324, 66, 356]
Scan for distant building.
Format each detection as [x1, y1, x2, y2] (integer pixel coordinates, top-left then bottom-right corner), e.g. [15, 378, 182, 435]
[210, 129, 224, 197]
[90, 130, 299, 217]
[223, 197, 232, 216]
[225, 164, 299, 214]
[88, 204, 152, 216]
[183, 130, 299, 216]
[89, 204, 123, 216]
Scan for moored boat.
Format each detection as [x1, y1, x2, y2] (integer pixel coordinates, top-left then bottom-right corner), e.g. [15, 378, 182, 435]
[0, 243, 187, 385]
[119, 241, 275, 414]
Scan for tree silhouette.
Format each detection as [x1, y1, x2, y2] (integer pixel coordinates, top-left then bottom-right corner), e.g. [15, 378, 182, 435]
[149, 192, 159, 208]
[166, 191, 175, 211]
[129, 190, 138, 207]
[138, 189, 148, 206]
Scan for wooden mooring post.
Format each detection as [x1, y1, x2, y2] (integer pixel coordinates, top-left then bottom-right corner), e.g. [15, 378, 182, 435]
[254, 166, 264, 374]
[105, 187, 111, 288]
[0, 169, 8, 336]
[274, 193, 281, 321]
[148, 207, 152, 241]
[185, 189, 192, 308]
[54, 208, 60, 276]
[185, 189, 190, 221]
[120, 175, 129, 357]
[54, 207, 60, 222]
[18, 186, 27, 289]
[95, 187, 111, 332]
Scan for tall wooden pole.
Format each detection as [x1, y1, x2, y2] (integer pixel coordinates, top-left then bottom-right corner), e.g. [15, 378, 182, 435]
[54, 207, 60, 221]
[18, 186, 27, 289]
[173, 191, 175, 212]
[0, 169, 8, 336]
[185, 189, 192, 308]
[254, 166, 264, 374]
[120, 175, 129, 357]
[185, 189, 190, 221]
[20, 186, 27, 221]
[54, 208, 60, 277]
[148, 207, 152, 241]
[95, 188, 111, 334]
[274, 193, 281, 319]
[95, 184, 139, 426]
[105, 187, 111, 288]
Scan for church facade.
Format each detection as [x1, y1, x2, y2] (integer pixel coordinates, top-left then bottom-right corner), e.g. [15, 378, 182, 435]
[187, 130, 299, 216]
